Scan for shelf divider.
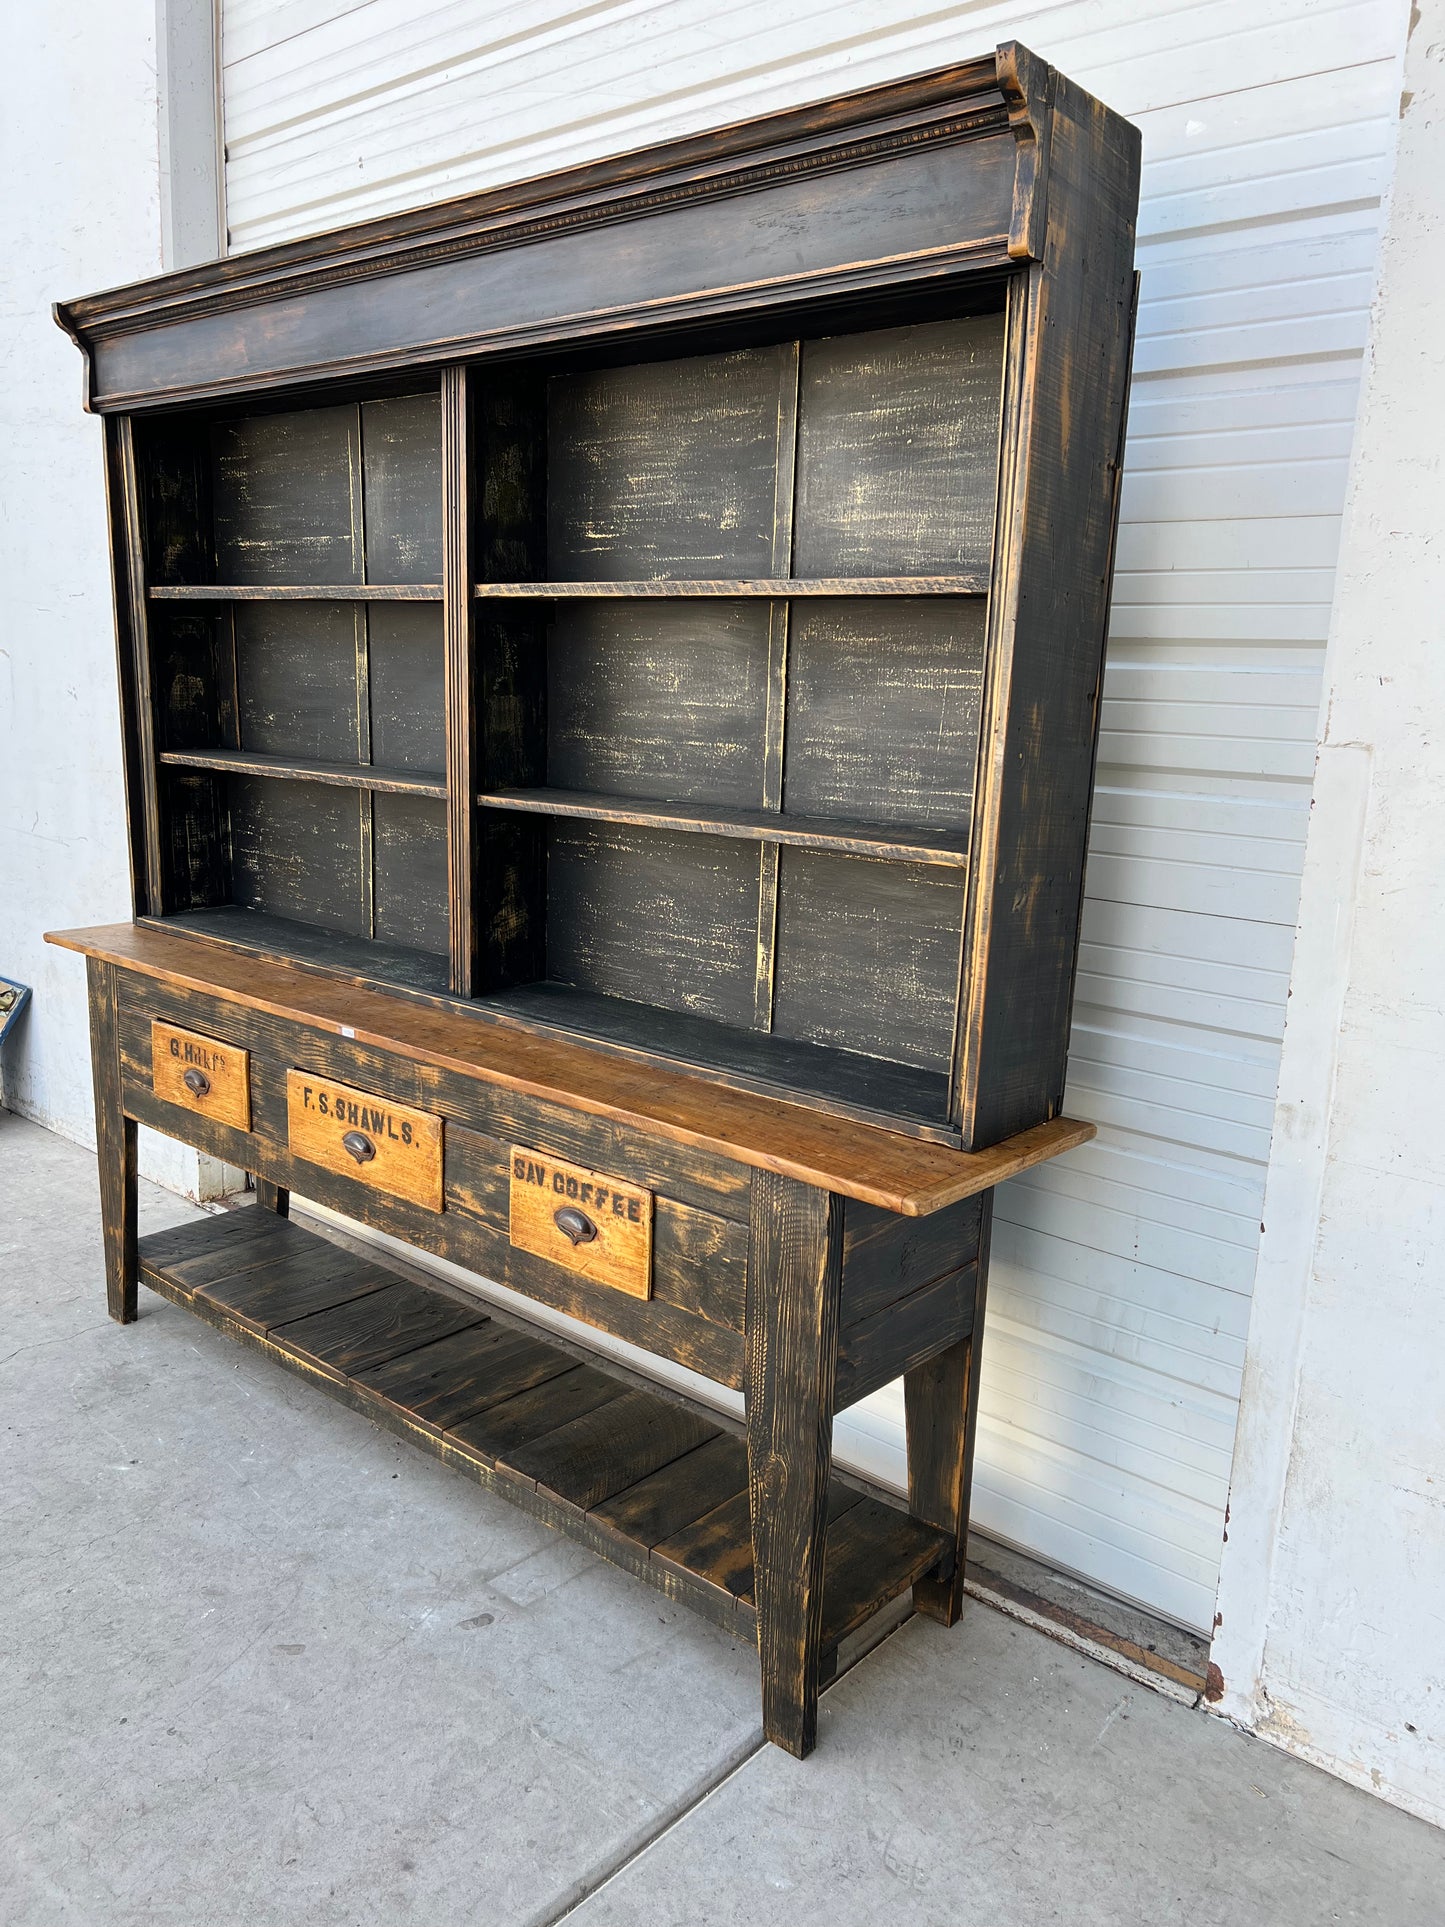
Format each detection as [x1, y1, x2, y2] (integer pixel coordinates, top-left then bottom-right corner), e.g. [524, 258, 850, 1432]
[476, 786, 970, 867]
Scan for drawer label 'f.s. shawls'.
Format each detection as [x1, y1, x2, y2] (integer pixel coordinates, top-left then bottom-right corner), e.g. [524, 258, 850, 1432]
[286, 1069, 443, 1212]
[509, 1146, 653, 1298]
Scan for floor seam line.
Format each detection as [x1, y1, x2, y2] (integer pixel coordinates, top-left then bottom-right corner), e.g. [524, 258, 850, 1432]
[528, 1729, 770, 1927]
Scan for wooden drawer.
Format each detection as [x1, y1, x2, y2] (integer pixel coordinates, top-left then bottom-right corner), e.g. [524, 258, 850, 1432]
[285, 1068, 443, 1211]
[150, 1020, 251, 1131]
[508, 1144, 653, 1299]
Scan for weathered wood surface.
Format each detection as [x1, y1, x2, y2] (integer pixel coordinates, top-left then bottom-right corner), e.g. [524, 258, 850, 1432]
[471, 577, 990, 597]
[151, 583, 443, 600]
[51, 922, 1094, 1211]
[477, 787, 970, 867]
[905, 1192, 996, 1623]
[793, 315, 1005, 576]
[86, 958, 138, 1323]
[508, 1143, 654, 1300]
[745, 1171, 842, 1757]
[157, 749, 445, 797]
[150, 1018, 251, 1130]
[285, 1066, 443, 1211]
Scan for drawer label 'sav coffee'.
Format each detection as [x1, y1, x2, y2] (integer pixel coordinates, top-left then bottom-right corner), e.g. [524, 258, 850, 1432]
[509, 1146, 653, 1298]
[286, 1069, 443, 1211]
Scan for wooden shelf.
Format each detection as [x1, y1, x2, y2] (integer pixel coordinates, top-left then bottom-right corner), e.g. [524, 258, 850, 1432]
[471, 577, 989, 599]
[157, 748, 447, 798]
[477, 787, 970, 867]
[149, 584, 443, 601]
[139, 1208, 948, 1651]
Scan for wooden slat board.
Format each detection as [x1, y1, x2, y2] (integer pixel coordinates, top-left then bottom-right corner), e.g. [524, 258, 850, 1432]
[50, 922, 1093, 1214]
[137, 1208, 947, 1653]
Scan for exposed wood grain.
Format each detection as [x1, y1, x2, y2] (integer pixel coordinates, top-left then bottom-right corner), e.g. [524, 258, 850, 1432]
[372, 792, 450, 956]
[441, 365, 477, 996]
[834, 1261, 976, 1411]
[508, 1143, 653, 1300]
[499, 1389, 716, 1512]
[545, 601, 771, 808]
[477, 787, 969, 866]
[86, 958, 138, 1323]
[151, 583, 443, 600]
[285, 1067, 443, 1210]
[772, 849, 967, 1074]
[53, 922, 1094, 1212]
[197, 1242, 398, 1335]
[255, 1176, 290, 1216]
[276, 1278, 483, 1377]
[356, 1321, 571, 1432]
[150, 1019, 251, 1130]
[157, 748, 445, 797]
[905, 1192, 995, 1623]
[470, 578, 988, 598]
[589, 1433, 749, 1546]
[447, 1364, 625, 1464]
[548, 346, 795, 581]
[745, 1171, 842, 1757]
[794, 315, 1005, 577]
[115, 416, 164, 914]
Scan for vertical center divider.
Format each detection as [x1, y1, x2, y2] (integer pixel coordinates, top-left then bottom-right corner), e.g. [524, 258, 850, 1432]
[351, 402, 376, 939]
[442, 364, 478, 996]
[754, 341, 803, 1031]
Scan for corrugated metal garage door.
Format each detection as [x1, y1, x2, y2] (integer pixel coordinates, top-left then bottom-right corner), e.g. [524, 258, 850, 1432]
[219, 0, 1405, 1632]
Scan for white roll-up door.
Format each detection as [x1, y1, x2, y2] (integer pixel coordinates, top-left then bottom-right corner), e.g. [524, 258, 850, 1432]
[219, 0, 1406, 1632]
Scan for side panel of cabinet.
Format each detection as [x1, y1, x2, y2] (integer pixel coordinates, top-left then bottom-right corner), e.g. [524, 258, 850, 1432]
[956, 78, 1141, 1147]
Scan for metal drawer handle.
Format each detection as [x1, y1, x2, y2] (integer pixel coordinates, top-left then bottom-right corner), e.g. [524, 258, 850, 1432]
[554, 1206, 597, 1247]
[342, 1130, 376, 1164]
[182, 1068, 211, 1098]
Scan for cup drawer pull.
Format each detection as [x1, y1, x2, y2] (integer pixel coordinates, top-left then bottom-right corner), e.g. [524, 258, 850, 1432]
[553, 1206, 598, 1246]
[342, 1130, 376, 1164]
[182, 1068, 211, 1098]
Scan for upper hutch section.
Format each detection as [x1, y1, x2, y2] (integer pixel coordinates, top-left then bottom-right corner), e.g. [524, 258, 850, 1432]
[57, 44, 1141, 1152]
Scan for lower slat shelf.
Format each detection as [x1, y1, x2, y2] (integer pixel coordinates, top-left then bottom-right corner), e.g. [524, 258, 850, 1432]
[138, 1209, 947, 1654]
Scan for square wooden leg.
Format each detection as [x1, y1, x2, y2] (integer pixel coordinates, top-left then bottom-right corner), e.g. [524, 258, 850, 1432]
[254, 1177, 290, 1217]
[745, 1170, 843, 1759]
[86, 957, 138, 1324]
[904, 1191, 994, 1624]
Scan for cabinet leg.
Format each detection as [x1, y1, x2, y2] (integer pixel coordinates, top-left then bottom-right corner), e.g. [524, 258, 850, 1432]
[255, 1178, 290, 1217]
[745, 1170, 842, 1759]
[86, 958, 138, 1324]
[904, 1192, 995, 1624]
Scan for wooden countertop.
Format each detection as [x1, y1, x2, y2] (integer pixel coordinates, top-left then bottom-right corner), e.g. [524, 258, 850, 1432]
[48, 921, 1093, 1214]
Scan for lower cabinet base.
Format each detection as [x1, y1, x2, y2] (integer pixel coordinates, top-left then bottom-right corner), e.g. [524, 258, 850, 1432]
[139, 1208, 949, 1675]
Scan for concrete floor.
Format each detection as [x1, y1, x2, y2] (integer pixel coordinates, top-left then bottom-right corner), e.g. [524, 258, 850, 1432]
[3, 1109, 1439, 1925]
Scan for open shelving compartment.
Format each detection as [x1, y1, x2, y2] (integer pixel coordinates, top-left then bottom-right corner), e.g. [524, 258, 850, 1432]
[126, 289, 1010, 1144]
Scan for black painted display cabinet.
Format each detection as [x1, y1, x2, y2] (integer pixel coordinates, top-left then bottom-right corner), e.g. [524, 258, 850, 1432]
[50, 43, 1139, 1755]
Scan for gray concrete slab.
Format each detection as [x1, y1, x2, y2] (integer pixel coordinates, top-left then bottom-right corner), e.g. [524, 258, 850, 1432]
[570, 1598, 1442, 1927]
[0, 1113, 762, 1927]
[5, 1110, 1440, 1927]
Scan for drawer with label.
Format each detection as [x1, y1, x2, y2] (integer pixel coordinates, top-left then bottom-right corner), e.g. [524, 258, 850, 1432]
[151, 1021, 251, 1131]
[508, 1145, 654, 1299]
[286, 1069, 443, 1211]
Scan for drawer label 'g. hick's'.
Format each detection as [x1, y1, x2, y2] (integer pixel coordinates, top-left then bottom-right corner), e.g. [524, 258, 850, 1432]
[509, 1146, 653, 1298]
[151, 1020, 251, 1131]
[286, 1068, 443, 1212]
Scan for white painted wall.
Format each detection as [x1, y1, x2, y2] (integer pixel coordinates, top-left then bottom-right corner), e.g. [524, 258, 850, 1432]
[0, 2, 236, 1200]
[1211, 3, 1445, 1829]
